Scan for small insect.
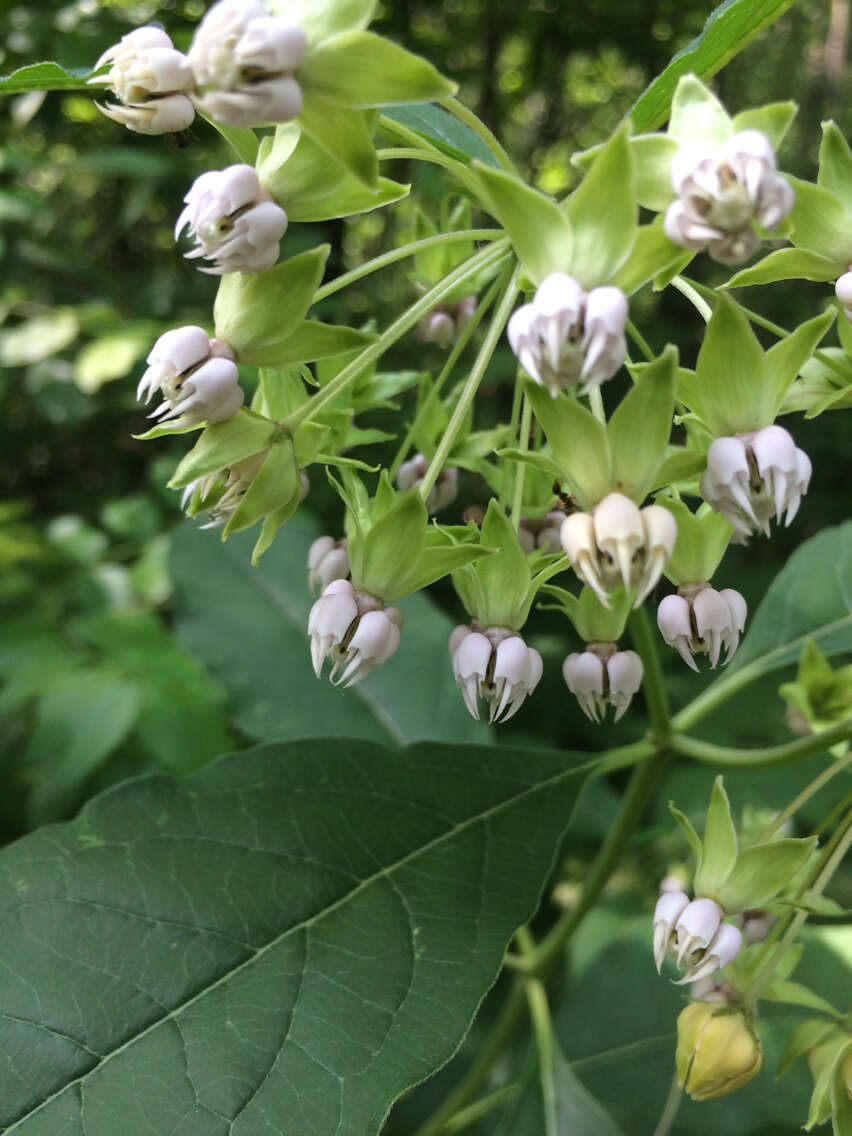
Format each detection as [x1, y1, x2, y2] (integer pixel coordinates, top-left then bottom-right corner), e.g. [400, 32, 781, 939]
[552, 481, 579, 515]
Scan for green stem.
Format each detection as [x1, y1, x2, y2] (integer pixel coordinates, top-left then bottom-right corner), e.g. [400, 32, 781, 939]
[500, 376, 525, 511]
[312, 229, 501, 304]
[284, 240, 510, 431]
[441, 1085, 521, 1133]
[627, 318, 655, 362]
[628, 606, 671, 743]
[440, 96, 518, 174]
[761, 746, 852, 839]
[587, 386, 606, 424]
[670, 719, 852, 768]
[510, 393, 532, 530]
[418, 263, 520, 500]
[388, 277, 503, 480]
[378, 116, 481, 195]
[652, 1071, 684, 1136]
[376, 146, 483, 183]
[670, 276, 712, 322]
[526, 978, 558, 1136]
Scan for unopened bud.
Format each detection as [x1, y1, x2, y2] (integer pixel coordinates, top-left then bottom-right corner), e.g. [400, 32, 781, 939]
[675, 1004, 762, 1100]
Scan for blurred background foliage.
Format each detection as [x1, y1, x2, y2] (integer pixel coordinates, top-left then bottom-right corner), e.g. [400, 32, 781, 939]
[0, 0, 850, 847]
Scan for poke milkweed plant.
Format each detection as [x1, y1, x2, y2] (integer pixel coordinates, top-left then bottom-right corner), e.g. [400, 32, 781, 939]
[0, 0, 850, 1132]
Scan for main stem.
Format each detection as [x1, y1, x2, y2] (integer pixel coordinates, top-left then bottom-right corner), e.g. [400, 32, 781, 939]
[670, 719, 852, 768]
[629, 606, 671, 743]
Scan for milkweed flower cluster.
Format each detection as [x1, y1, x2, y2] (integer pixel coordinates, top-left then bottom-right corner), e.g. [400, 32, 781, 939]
[89, 27, 195, 135]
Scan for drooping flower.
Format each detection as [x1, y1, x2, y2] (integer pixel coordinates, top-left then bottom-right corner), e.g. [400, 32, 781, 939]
[653, 892, 743, 985]
[307, 536, 350, 593]
[181, 450, 266, 528]
[450, 625, 543, 723]
[396, 454, 458, 514]
[188, 0, 307, 128]
[89, 26, 195, 135]
[139, 326, 243, 426]
[657, 584, 747, 671]
[560, 493, 677, 608]
[664, 130, 793, 265]
[700, 425, 811, 537]
[175, 164, 288, 275]
[308, 579, 402, 687]
[562, 644, 643, 723]
[507, 272, 628, 396]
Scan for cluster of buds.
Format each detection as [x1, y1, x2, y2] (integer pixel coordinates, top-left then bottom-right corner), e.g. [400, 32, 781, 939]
[89, 27, 195, 136]
[175, 164, 288, 275]
[187, 0, 307, 128]
[700, 425, 811, 537]
[308, 580, 402, 687]
[413, 297, 477, 348]
[562, 643, 643, 723]
[664, 130, 794, 264]
[396, 455, 458, 514]
[449, 625, 543, 723]
[657, 583, 747, 671]
[653, 890, 743, 985]
[138, 325, 243, 426]
[560, 493, 677, 608]
[181, 451, 266, 528]
[307, 536, 350, 593]
[507, 272, 628, 396]
[517, 511, 564, 555]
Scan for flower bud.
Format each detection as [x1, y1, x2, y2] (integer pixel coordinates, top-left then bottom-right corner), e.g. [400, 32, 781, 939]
[664, 130, 792, 265]
[657, 583, 747, 670]
[675, 1004, 762, 1100]
[396, 454, 458, 514]
[308, 536, 350, 593]
[562, 644, 643, 723]
[450, 625, 542, 723]
[89, 26, 195, 136]
[700, 426, 811, 536]
[308, 580, 402, 686]
[175, 164, 288, 276]
[507, 273, 627, 396]
[188, 0, 306, 127]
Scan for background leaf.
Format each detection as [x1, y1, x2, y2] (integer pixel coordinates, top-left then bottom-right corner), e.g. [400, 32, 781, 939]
[0, 736, 585, 1134]
[383, 104, 500, 167]
[0, 60, 95, 95]
[170, 511, 485, 745]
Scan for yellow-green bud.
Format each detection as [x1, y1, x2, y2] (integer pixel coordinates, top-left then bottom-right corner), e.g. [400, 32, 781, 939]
[675, 1003, 762, 1101]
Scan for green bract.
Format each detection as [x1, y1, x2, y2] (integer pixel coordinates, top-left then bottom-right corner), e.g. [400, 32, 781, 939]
[539, 584, 633, 643]
[658, 498, 732, 586]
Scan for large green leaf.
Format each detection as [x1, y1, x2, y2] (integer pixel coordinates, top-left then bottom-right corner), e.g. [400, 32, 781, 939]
[627, 0, 796, 133]
[170, 511, 484, 745]
[0, 737, 585, 1134]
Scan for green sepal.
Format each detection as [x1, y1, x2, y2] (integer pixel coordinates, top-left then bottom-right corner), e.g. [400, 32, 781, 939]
[561, 122, 637, 289]
[402, 541, 494, 598]
[356, 489, 427, 600]
[650, 447, 706, 493]
[199, 113, 259, 165]
[134, 419, 210, 441]
[778, 1019, 843, 1077]
[213, 245, 330, 364]
[612, 222, 686, 296]
[474, 163, 574, 285]
[818, 120, 852, 216]
[714, 836, 818, 912]
[167, 412, 281, 490]
[457, 500, 532, 630]
[732, 101, 797, 150]
[273, 0, 376, 42]
[608, 345, 677, 500]
[765, 306, 835, 413]
[222, 436, 300, 538]
[260, 126, 409, 221]
[539, 584, 632, 643]
[652, 247, 694, 291]
[788, 177, 852, 265]
[690, 293, 768, 434]
[657, 498, 732, 586]
[669, 802, 704, 867]
[620, 134, 679, 212]
[293, 422, 329, 466]
[761, 980, 844, 1019]
[299, 95, 378, 188]
[254, 367, 309, 419]
[250, 492, 302, 564]
[668, 75, 732, 147]
[693, 776, 738, 898]
[725, 247, 843, 289]
[830, 1049, 852, 1134]
[524, 381, 610, 509]
[495, 448, 564, 484]
[299, 31, 456, 109]
[262, 321, 375, 370]
[782, 347, 852, 418]
[779, 640, 852, 745]
[805, 1033, 852, 1130]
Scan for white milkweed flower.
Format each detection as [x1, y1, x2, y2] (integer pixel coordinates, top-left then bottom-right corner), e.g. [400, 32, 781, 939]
[657, 584, 747, 671]
[307, 536, 350, 593]
[89, 26, 195, 135]
[396, 454, 459, 514]
[308, 579, 402, 687]
[700, 425, 812, 537]
[175, 164, 288, 275]
[507, 272, 627, 396]
[181, 450, 266, 528]
[562, 644, 643, 723]
[664, 130, 794, 265]
[559, 493, 677, 608]
[835, 271, 852, 322]
[450, 625, 543, 723]
[139, 326, 243, 426]
[188, 0, 307, 128]
[654, 893, 744, 985]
